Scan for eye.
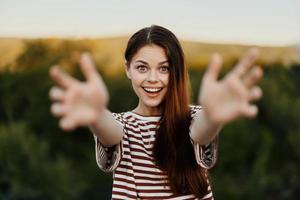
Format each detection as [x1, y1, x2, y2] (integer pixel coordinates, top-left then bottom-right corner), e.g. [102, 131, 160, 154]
[160, 66, 169, 73]
[136, 65, 148, 73]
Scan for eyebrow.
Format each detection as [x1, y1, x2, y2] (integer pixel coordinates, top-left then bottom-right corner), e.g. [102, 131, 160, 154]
[135, 60, 169, 65]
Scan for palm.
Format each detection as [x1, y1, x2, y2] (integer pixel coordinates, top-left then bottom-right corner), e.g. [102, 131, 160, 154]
[199, 49, 263, 124]
[49, 53, 108, 131]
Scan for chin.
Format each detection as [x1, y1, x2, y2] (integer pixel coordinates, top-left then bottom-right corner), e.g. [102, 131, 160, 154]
[143, 99, 163, 109]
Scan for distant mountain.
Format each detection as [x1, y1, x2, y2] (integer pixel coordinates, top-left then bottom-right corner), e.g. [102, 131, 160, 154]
[0, 37, 299, 76]
[182, 40, 300, 68]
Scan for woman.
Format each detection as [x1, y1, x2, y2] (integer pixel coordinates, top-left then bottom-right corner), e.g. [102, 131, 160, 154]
[49, 25, 263, 199]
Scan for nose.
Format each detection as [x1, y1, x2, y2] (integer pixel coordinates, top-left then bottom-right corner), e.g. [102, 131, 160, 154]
[147, 70, 158, 82]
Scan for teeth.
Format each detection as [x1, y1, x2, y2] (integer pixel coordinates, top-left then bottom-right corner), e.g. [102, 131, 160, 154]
[143, 87, 162, 93]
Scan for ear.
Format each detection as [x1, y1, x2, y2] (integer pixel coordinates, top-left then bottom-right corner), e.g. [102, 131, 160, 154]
[125, 61, 131, 79]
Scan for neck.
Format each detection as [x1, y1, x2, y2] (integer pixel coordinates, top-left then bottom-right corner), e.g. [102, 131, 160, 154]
[132, 104, 162, 116]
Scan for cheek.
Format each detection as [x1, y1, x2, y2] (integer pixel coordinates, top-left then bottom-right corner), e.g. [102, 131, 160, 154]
[162, 74, 169, 86]
[131, 74, 145, 85]
[130, 74, 145, 91]
[130, 81, 141, 98]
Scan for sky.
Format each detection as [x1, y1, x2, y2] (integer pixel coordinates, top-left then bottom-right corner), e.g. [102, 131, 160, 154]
[0, 0, 299, 46]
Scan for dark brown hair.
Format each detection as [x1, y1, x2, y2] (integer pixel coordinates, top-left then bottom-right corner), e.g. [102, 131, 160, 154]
[125, 25, 208, 198]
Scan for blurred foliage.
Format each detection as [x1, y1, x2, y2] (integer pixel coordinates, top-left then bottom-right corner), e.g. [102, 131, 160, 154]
[0, 122, 79, 200]
[0, 40, 300, 199]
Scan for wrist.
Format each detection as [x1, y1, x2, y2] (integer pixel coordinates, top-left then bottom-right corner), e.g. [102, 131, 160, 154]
[90, 108, 108, 128]
[201, 107, 224, 128]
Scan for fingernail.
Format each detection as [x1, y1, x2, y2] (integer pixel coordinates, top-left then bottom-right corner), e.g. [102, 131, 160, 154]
[81, 52, 90, 60]
[256, 67, 263, 77]
[50, 66, 59, 76]
[50, 88, 60, 98]
[60, 119, 69, 129]
[254, 87, 262, 97]
[51, 104, 60, 114]
[211, 53, 222, 63]
[49, 88, 55, 98]
[250, 106, 258, 116]
[250, 48, 260, 57]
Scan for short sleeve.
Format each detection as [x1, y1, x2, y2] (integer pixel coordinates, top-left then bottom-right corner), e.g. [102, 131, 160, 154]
[190, 105, 218, 169]
[94, 113, 126, 172]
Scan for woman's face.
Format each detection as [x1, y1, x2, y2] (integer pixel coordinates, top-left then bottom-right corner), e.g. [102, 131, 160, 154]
[126, 44, 169, 114]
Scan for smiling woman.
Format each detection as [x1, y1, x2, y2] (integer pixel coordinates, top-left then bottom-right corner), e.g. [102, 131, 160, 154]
[125, 44, 170, 115]
[48, 25, 263, 199]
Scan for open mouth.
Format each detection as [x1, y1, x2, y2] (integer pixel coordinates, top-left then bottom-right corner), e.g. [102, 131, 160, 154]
[142, 87, 163, 94]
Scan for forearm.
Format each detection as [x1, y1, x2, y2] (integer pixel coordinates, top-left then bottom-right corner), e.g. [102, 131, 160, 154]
[89, 109, 124, 147]
[190, 109, 222, 145]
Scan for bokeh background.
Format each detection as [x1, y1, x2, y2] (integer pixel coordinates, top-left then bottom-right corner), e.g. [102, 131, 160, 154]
[1, 0, 300, 199]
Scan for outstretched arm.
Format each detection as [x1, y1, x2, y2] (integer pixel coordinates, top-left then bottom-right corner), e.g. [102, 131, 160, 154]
[49, 53, 124, 147]
[190, 48, 263, 145]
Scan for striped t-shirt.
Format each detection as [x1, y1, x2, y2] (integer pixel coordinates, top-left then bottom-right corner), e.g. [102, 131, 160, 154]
[94, 105, 218, 200]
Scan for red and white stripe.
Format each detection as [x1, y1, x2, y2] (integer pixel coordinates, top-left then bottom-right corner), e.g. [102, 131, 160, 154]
[94, 105, 218, 199]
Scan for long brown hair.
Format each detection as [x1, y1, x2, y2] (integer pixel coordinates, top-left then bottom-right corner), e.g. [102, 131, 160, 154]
[125, 25, 208, 198]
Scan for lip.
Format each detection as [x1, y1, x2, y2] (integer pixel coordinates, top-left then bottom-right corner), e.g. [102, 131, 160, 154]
[143, 87, 162, 92]
[142, 87, 163, 97]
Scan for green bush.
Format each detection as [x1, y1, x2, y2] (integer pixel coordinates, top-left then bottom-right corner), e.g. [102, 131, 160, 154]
[0, 122, 83, 200]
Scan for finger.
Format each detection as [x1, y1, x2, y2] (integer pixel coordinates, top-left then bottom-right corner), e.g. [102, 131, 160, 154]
[232, 48, 260, 77]
[49, 86, 65, 102]
[50, 103, 68, 117]
[49, 66, 77, 88]
[243, 66, 263, 88]
[204, 53, 223, 82]
[59, 116, 76, 131]
[241, 104, 258, 118]
[248, 86, 263, 101]
[79, 53, 99, 81]
[80, 53, 108, 98]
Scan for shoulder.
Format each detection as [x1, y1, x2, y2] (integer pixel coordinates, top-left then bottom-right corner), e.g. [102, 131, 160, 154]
[112, 112, 127, 119]
[111, 112, 132, 126]
[189, 105, 202, 117]
[112, 112, 126, 121]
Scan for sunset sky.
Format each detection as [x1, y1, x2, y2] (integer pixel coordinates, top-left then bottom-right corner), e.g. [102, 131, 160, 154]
[0, 0, 299, 46]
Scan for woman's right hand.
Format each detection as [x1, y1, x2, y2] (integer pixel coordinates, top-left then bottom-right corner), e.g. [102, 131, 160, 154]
[49, 53, 109, 131]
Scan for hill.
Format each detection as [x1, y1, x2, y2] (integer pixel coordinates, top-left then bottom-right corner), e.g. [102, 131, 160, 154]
[0, 37, 299, 76]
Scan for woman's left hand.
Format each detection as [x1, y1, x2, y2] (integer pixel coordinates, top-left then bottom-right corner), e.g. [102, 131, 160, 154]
[199, 48, 263, 125]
